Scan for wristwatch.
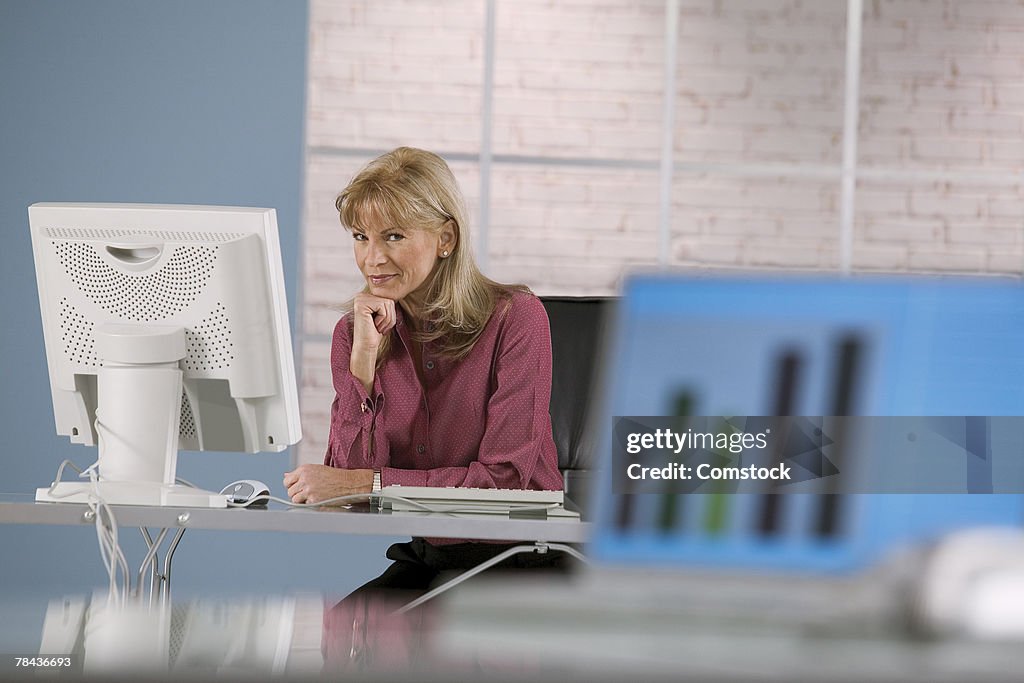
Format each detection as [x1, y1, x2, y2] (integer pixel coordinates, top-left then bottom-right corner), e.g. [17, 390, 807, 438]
[370, 470, 382, 506]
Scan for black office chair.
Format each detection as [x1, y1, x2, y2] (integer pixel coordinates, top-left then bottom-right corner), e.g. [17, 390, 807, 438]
[395, 297, 613, 614]
[540, 296, 614, 512]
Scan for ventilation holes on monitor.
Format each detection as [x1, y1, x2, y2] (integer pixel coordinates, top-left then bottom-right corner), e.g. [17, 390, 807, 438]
[45, 227, 244, 242]
[55, 241, 217, 321]
[58, 298, 102, 367]
[183, 303, 235, 371]
[179, 390, 196, 439]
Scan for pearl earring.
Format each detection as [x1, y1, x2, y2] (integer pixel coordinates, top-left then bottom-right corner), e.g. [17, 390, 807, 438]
[442, 250, 449, 257]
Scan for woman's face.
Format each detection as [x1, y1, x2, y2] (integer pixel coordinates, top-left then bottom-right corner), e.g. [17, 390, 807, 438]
[351, 217, 448, 307]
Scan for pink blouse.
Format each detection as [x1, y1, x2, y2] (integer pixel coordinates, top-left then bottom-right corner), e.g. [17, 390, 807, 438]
[324, 291, 563, 492]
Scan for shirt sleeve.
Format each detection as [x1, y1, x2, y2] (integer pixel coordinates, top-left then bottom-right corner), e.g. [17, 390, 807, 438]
[323, 315, 389, 470]
[381, 295, 560, 490]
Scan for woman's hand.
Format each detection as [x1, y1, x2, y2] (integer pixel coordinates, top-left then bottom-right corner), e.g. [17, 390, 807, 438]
[352, 293, 397, 352]
[350, 293, 396, 392]
[283, 464, 374, 505]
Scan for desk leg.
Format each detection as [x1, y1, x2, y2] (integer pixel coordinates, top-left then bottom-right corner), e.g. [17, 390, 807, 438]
[393, 542, 588, 615]
[137, 528, 168, 601]
[161, 528, 187, 605]
[137, 527, 187, 606]
[140, 528, 158, 603]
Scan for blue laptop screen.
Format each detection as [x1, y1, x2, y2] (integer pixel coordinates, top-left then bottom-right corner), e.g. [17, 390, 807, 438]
[590, 274, 1024, 573]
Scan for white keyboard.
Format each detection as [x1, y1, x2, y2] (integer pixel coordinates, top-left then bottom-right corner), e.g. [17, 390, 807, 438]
[378, 485, 577, 518]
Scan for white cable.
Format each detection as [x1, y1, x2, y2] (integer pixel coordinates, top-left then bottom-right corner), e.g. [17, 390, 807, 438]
[87, 467, 128, 606]
[47, 458, 130, 605]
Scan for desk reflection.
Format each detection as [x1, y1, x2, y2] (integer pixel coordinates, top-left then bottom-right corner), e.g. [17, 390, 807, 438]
[31, 588, 561, 680]
[36, 592, 324, 677]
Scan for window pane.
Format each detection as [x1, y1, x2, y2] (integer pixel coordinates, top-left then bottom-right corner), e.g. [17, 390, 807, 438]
[856, 0, 1024, 273]
[493, 0, 664, 161]
[675, 0, 847, 166]
[672, 175, 840, 268]
[307, 0, 484, 153]
[489, 165, 660, 294]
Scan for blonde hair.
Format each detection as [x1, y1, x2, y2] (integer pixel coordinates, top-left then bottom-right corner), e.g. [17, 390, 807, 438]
[336, 147, 527, 366]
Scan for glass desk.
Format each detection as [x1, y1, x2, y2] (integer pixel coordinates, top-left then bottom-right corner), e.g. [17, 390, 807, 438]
[0, 493, 589, 605]
[0, 494, 589, 680]
[0, 494, 588, 542]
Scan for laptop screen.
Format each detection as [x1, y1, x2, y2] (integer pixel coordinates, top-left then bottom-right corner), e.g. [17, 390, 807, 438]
[590, 274, 1024, 573]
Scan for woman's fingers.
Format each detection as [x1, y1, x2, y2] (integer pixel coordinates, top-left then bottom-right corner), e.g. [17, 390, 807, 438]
[283, 464, 372, 505]
[374, 298, 396, 334]
[284, 470, 305, 502]
[353, 293, 397, 349]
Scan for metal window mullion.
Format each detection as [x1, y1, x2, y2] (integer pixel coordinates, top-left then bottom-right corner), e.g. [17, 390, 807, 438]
[839, 0, 864, 274]
[659, 0, 680, 266]
[478, 0, 497, 273]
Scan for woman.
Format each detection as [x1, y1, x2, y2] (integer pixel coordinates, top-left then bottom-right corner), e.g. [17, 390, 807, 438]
[283, 147, 566, 595]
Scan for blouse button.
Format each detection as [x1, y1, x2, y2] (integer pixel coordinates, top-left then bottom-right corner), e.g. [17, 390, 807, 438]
[425, 360, 435, 370]
[416, 444, 426, 454]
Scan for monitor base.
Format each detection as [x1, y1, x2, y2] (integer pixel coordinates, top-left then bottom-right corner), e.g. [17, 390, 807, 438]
[36, 481, 227, 508]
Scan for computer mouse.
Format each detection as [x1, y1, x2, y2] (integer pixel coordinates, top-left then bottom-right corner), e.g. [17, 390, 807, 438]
[220, 479, 271, 507]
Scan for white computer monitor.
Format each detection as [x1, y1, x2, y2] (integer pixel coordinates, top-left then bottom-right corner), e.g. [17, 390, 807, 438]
[29, 203, 302, 507]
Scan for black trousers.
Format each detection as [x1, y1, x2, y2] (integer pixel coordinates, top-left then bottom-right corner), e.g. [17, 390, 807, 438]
[356, 537, 573, 594]
[322, 538, 575, 672]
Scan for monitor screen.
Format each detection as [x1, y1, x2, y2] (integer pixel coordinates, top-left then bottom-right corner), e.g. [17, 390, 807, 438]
[591, 273, 1024, 572]
[29, 203, 301, 507]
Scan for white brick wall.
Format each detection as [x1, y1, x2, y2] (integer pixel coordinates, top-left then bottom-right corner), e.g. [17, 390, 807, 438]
[307, 0, 484, 153]
[299, 340, 333, 464]
[858, 0, 1024, 273]
[493, 0, 665, 160]
[489, 165, 660, 295]
[672, 175, 840, 268]
[855, 176, 1023, 272]
[298, 0, 1024, 463]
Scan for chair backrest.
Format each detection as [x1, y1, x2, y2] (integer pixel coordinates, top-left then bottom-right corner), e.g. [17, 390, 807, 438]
[540, 296, 614, 507]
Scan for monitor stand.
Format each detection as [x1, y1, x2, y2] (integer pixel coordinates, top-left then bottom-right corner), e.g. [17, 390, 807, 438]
[36, 324, 226, 508]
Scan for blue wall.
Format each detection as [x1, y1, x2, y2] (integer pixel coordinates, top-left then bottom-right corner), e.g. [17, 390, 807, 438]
[0, 1, 394, 644]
